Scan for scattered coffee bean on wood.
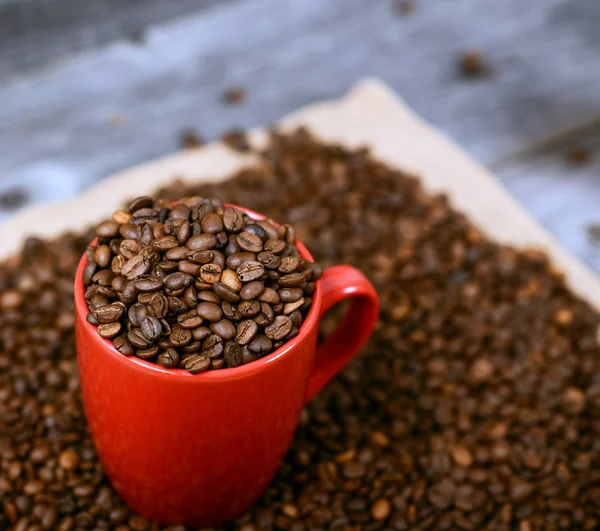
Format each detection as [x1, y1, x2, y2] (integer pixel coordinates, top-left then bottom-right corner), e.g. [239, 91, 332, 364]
[83, 196, 321, 373]
[2, 129, 600, 529]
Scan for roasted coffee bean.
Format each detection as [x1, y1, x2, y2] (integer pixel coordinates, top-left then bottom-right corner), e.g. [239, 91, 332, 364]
[192, 326, 211, 341]
[278, 271, 306, 287]
[177, 310, 203, 329]
[278, 256, 300, 274]
[264, 239, 286, 254]
[134, 276, 163, 292]
[136, 345, 159, 360]
[129, 195, 153, 212]
[128, 303, 149, 327]
[137, 292, 155, 304]
[185, 354, 210, 374]
[225, 235, 240, 256]
[200, 263, 222, 284]
[170, 204, 191, 221]
[119, 239, 141, 259]
[213, 281, 241, 303]
[289, 309, 303, 328]
[187, 249, 213, 264]
[226, 252, 256, 270]
[92, 303, 125, 324]
[201, 213, 224, 234]
[94, 245, 111, 269]
[119, 223, 139, 240]
[163, 272, 194, 291]
[223, 206, 245, 232]
[236, 319, 259, 345]
[168, 296, 188, 314]
[113, 335, 134, 356]
[82, 262, 97, 286]
[202, 334, 224, 358]
[128, 329, 149, 349]
[169, 325, 192, 347]
[165, 246, 189, 261]
[265, 315, 293, 340]
[86, 312, 99, 325]
[257, 251, 281, 269]
[146, 293, 168, 318]
[221, 269, 243, 291]
[112, 275, 126, 292]
[176, 220, 191, 244]
[181, 285, 197, 308]
[197, 290, 221, 304]
[132, 207, 158, 225]
[237, 231, 263, 252]
[121, 255, 150, 279]
[196, 301, 223, 322]
[222, 301, 242, 321]
[140, 316, 162, 342]
[244, 223, 268, 242]
[224, 342, 244, 367]
[284, 299, 304, 315]
[150, 236, 177, 253]
[182, 340, 202, 353]
[92, 268, 115, 286]
[258, 287, 280, 304]
[121, 280, 138, 304]
[248, 334, 273, 355]
[177, 260, 200, 276]
[186, 234, 217, 251]
[237, 261, 265, 282]
[279, 287, 303, 303]
[254, 302, 275, 327]
[110, 255, 126, 275]
[210, 319, 237, 340]
[157, 348, 180, 368]
[239, 300, 261, 317]
[97, 321, 121, 339]
[96, 221, 120, 239]
[240, 281, 265, 301]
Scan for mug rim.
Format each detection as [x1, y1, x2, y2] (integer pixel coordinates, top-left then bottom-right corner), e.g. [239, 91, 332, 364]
[74, 204, 322, 382]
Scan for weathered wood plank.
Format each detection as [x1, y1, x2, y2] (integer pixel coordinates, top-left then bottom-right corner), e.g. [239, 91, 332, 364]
[1, 0, 600, 272]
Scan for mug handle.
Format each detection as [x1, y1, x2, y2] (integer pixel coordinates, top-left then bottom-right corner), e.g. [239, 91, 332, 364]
[305, 265, 379, 402]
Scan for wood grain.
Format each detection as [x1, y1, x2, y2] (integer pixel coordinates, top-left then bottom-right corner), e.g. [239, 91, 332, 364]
[1, 0, 600, 271]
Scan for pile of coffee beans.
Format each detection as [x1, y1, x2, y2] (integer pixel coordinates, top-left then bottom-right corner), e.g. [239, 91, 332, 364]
[2, 129, 600, 530]
[83, 197, 321, 373]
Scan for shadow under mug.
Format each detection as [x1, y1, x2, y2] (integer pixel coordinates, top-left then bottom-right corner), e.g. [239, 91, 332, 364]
[74, 204, 379, 527]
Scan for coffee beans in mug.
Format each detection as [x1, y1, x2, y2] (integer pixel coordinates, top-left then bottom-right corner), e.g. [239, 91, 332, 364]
[83, 197, 321, 373]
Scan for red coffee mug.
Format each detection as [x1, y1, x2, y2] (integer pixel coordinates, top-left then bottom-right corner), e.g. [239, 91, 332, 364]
[74, 205, 379, 527]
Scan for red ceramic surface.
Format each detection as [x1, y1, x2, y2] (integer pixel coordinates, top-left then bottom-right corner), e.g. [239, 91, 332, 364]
[74, 205, 379, 527]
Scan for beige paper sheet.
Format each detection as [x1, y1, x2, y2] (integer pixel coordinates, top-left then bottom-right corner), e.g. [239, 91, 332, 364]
[2, 78, 599, 308]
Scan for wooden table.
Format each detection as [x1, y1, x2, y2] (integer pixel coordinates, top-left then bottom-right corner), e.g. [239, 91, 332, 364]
[1, 0, 600, 272]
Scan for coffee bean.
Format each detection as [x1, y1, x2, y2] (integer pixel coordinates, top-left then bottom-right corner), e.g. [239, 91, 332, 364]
[213, 281, 241, 303]
[94, 245, 111, 269]
[132, 207, 158, 225]
[177, 310, 203, 329]
[278, 272, 306, 287]
[82, 262, 97, 286]
[128, 303, 149, 327]
[170, 204, 191, 221]
[113, 335, 134, 356]
[224, 342, 244, 367]
[121, 255, 150, 279]
[169, 325, 192, 347]
[226, 252, 256, 270]
[239, 300, 261, 317]
[289, 309, 303, 328]
[264, 239, 286, 254]
[185, 354, 210, 374]
[177, 260, 200, 276]
[137, 345, 159, 360]
[165, 246, 189, 261]
[129, 195, 153, 212]
[237, 261, 265, 282]
[186, 234, 217, 251]
[236, 319, 259, 345]
[168, 296, 188, 314]
[140, 316, 162, 342]
[134, 277, 163, 292]
[237, 231, 263, 253]
[146, 293, 168, 318]
[223, 207, 245, 232]
[254, 302, 275, 327]
[163, 272, 194, 291]
[284, 298, 304, 315]
[279, 287, 303, 303]
[265, 315, 293, 340]
[200, 213, 224, 234]
[222, 301, 242, 321]
[248, 334, 272, 355]
[210, 319, 236, 340]
[240, 281, 265, 301]
[92, 302, 125, 324]
[244, 223, 268, 242]
[202, 334, 224, 358]
[157, 348, 179, 368]
[128, 329, 149, 349]
[192, 326, 211, 341]
[200, 263, 222, 284]
[97, 322, 121, 339]
[278, 256, 300, 274]
[196, 301, 223, 322]
[186, 249, 212, 264]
